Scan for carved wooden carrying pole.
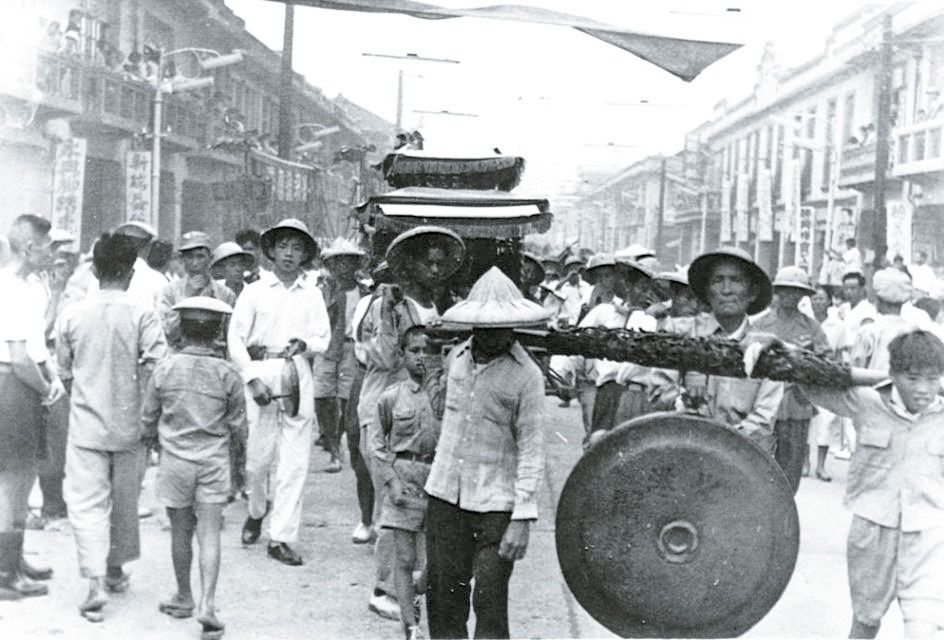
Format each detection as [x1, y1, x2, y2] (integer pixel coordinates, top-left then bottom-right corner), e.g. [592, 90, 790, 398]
[448, 326, 855, 387]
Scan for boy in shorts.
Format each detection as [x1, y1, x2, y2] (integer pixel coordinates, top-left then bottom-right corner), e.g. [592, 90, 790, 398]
[798, 330, 944, 639]
[142, 296, 247, 640]
[372, 326, 443, 640]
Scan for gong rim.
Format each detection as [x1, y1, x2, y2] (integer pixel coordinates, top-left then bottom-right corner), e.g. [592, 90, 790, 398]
[556, 412, 799, 638]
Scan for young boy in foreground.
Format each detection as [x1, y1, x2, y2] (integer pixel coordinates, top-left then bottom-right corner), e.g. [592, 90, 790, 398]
[142, 296, 247, 640]
[799, 330, 944, 639]
[372, 326, 443, 640]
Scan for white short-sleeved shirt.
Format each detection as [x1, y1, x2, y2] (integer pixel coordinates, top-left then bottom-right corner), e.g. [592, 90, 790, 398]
[0, 268, 48, 364]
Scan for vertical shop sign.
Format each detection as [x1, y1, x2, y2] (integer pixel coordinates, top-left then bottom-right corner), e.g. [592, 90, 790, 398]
[125, 151, 153, 225]
[51, 138, 87, 240]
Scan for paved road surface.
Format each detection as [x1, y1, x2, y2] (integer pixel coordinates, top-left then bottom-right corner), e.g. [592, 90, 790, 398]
[0, 398, 916, 638]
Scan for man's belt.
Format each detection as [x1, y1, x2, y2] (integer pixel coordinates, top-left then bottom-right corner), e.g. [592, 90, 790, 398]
[248, 346, 286, 361]
[395, 451, 435, 464]
[625, 381, 647, 392]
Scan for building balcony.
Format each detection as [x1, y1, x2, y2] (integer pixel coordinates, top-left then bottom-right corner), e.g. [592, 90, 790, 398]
[77, 68, 206, 152]
[892, 116, 944, 185]
[0, 50, 85, 123]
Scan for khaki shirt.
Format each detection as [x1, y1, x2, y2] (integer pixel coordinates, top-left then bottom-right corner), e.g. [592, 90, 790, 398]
[650, 314, 784, 456]
[803, 382, 944, 531]
[371, 378, 442, 487]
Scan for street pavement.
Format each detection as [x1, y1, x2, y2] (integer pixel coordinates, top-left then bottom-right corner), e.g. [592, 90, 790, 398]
[0, 397, 917, 639]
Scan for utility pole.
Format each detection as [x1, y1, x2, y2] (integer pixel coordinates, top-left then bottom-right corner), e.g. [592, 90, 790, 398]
[656, 156, 667, 259]
[872, 12, 893, 268]
[396, 70, 404, 130]
[278, 2, 295, 159]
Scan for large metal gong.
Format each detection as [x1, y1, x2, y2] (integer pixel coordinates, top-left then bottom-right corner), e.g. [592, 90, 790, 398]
[556, 412, 799, 638]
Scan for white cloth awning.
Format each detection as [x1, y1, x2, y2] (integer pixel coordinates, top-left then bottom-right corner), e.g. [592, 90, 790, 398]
[377, 202, 543, 219]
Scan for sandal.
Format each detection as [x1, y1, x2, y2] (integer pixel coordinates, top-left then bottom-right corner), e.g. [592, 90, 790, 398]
[159, 597, 195, 619]
[198, 612, 225, 640]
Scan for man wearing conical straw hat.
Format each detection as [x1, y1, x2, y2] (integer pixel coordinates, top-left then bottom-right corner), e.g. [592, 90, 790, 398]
[425, 267, 549, 640]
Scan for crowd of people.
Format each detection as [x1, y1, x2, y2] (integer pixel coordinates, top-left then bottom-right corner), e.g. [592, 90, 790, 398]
[0, 211, 943, 639]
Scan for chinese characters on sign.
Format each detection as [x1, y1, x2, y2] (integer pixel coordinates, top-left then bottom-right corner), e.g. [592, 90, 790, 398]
[248, 149, 314, 207]
[887, 201, 913, 263]
[795, 206, 815, 269]
[126, 151, 152, 225]
[51, 138, 86, 240]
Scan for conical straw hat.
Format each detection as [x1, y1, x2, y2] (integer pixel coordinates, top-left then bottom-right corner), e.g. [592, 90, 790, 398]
[442, 266, 552, 328]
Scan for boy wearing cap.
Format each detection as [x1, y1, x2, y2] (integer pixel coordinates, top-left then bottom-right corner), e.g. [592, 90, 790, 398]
[228, 218, 329, 567]
[753, 266, 830, 493]
[852, 268, 922, 372]
[57, 233, 168, 621]
[372, 325, 443, 640]
[210, 243, 252, 299]
[158, 232, 236, 350]
[143, 296, 247, 640]
[795, 331, 944, 639]
[315, 238, 368, 473]
[425, 267, 547, 640]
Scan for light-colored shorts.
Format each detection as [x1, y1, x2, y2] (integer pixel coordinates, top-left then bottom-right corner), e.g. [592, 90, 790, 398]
[809, 408, 840, 448]
[157, 451, 230, 508]
[312, 341, 358, 399]
[847, 515, 944, 627]
[379, 458, 431, 533]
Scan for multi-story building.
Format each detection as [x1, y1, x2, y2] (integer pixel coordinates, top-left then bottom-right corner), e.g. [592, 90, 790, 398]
[0, 0, 394, 249]
[555, 3, 944, 274]
[681, 3, 944, 273]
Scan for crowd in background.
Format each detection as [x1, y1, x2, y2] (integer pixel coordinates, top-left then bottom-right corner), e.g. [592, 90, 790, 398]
[1, 212, 943, 639]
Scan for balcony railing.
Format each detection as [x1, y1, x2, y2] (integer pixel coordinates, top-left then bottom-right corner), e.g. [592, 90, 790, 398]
[892, 116, 944, 180]
[1, 50, 84, 115]
[82, 68, 206, 149]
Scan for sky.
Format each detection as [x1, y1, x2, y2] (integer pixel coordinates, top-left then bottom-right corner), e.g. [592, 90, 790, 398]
[224, 0, 886, 198]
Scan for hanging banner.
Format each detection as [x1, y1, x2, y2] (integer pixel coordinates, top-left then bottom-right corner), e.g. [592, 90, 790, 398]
[756, 167, 773, 242]
[735, 172, 749, 242]
[781, 158, 800, 237]
[887, 201, 913, 262]
[125, 151, 153, 225]
[720, 177, 732, 243]
[832, 206, 858, 253]
[51, 138, 86, 241]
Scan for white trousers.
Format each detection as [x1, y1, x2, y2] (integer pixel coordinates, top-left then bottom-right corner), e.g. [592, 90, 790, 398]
[64, 444, 141, 578]
[245, 393, 313, 545]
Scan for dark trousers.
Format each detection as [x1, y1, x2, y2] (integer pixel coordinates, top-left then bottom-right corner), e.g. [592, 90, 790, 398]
[38, 397, 69, 518]
[346, 366, 373, 526]
[774, 419, 810, 495]
[426, 497, 514, 640]
[590, 381, 623, 433]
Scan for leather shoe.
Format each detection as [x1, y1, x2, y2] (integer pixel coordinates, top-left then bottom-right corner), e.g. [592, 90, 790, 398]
[0, 570, 49, 598]
[20, 557, 53, 581]
[241, 516, 263, 545]
[267, 542, 303, 566]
